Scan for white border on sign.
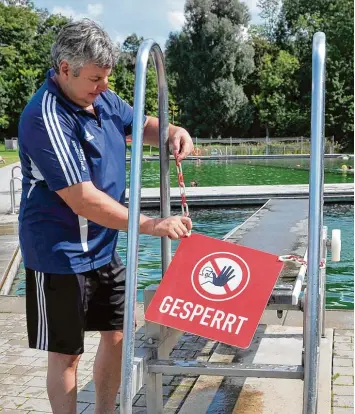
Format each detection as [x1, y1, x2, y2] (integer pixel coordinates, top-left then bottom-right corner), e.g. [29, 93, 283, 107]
[191, 251, 250, 302]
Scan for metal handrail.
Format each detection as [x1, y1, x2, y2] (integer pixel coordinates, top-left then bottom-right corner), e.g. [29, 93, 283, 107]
[120, 39, 171, 413]
[10, 176, 22, 214]
[11, 165, 21, 179]
[303, 32, 326, 414]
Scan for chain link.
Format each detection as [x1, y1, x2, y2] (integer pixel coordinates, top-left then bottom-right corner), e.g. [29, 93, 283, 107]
[175, 159, 190, 217]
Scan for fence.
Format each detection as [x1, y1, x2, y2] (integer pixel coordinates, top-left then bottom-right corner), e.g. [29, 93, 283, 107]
[191, 136, 337, 156]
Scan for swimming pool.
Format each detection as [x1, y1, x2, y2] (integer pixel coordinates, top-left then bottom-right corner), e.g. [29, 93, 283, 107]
[133, 158, 354, 188]
[10, 204, 354, 309]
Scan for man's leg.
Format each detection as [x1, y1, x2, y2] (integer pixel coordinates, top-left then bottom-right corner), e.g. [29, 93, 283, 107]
[93, 330, 123, 414]
[47, 352, 81, 414]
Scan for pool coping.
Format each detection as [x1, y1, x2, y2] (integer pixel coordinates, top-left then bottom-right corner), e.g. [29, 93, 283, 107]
[0, 244, 21, 295]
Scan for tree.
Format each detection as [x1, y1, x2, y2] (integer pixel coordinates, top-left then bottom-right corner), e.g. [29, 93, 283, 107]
[276, 0, 354, 148]
[257, 0, 281, 41]
[112, 33, 169, 118]
[0, 2, 68, 138]
[252, 50, 306, 136]
[165, 0, 255, 136]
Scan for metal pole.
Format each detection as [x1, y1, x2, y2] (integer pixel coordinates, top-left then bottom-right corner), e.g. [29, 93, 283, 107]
[10, 179, 15, 214]
[303, 32, 326, 414]
[154, 49, 171, 274]
[120, 39, 171, 413]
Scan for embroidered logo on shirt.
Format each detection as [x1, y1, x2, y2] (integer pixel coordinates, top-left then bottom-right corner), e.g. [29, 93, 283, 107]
[85, 129, 95, 141]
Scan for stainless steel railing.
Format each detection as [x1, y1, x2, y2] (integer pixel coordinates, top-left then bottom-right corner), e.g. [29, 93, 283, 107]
[10, 165, 22, 214]
[120, 39, 171, 413]
[303, 32, 326, 414]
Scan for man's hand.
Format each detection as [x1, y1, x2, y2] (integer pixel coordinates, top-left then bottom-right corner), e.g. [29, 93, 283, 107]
[140, 216, 192, 240]
[169, 126, 194, 162]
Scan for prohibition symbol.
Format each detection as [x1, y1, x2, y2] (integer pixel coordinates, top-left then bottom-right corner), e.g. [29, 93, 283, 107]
[191, 251, 250, 302]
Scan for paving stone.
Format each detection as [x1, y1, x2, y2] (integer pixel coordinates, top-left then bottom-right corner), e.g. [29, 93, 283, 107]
[162, 376, 174, 386]
[333, 385, 354, 396]
[20, 397, 53, 412]
[333, 395, 354, 408]
[179, 342, 203, 351]
[335, 330, 354, 337]
[333, 366, 354, 376]
[24, 367, 46, 377]
[27, 359, 47, 368]
[80, 381, 95, 392]
[333, 376, 354, 386]
[81, 403, 95, 413]
[19, 386, 46, 398]
[334, 350, 354, 359]
[0, 384, 28, 396]
[132, 394, 146, 407]
[22, 376, 46, 387]
[77, 402, 90, 413]
[77, 391, 96, 404]
[170, 350, 196, 359]
[334, 336, 352, 343]
[334, 358, 353, 367]
[0, 410, 31, 413]
[1, 375, 33, 386]
[333, 408, 354, 414]
[0, 396, 28, 410]
[0, 366, 13, 375]
[334, 343, 353, 352]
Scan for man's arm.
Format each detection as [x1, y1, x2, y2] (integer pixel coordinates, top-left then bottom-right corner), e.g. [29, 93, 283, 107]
[56, 181, 192, 240]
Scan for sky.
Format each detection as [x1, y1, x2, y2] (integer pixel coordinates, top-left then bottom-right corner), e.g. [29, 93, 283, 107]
[33, 0, 263, 49]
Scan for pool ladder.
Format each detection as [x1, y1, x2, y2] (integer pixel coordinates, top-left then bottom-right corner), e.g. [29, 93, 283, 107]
[10, 165, 22, 214]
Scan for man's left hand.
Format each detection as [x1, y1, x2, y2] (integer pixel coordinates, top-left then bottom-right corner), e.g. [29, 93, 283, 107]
[169, 127, 194, 162]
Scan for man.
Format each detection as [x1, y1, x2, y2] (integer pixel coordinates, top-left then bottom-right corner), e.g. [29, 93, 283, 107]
[18, 19, 193, 414]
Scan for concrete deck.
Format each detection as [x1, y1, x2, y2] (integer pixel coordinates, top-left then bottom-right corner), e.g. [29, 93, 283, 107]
[130, 184, 354, 207]
[0, 296, 353, 413]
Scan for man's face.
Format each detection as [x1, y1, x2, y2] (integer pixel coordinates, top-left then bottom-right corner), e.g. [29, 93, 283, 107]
[58, 62, 112, 107]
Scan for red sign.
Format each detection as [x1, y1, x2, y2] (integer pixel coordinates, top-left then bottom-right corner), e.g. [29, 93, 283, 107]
[145, 233, 283, 349]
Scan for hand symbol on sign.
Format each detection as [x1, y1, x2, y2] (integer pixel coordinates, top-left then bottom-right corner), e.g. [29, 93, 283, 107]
[201, 265, 235, 287]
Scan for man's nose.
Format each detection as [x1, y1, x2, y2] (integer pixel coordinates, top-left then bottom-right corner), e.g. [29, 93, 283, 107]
[99, 78, 109, 91]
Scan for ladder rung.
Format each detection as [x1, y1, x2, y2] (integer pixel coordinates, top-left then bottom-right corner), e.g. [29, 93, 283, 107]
[147, 360, 304, 379]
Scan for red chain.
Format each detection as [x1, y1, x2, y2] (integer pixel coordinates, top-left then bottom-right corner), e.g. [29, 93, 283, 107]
[175, 159, 190, 217]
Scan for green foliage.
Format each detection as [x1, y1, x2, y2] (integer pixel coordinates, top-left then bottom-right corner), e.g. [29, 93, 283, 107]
[165, 0, 255, 136]
[0, 2, 69, 137]
[275, 0, 354, 148]
[252, 50, 306, 135]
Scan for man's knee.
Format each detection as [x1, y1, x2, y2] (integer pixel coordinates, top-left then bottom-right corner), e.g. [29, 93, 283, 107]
[48, 351, 81, 370]
[100, 330, 124, 346]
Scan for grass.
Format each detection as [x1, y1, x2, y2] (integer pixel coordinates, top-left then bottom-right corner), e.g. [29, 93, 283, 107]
[0, 143, 19, 167]
[0, 142, 158, 167]
[332, 373, 341, 381]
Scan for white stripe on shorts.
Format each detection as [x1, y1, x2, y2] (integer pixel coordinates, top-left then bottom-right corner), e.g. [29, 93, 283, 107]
[35, 272, 48, 350]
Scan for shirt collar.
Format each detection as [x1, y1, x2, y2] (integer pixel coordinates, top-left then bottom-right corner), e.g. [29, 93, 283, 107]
[46, 68, 104, 113]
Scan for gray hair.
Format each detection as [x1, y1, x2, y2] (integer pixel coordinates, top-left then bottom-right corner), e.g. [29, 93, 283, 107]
[51, 19, 118, 76]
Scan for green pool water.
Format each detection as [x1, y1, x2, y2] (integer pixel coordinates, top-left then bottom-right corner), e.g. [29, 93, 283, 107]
[10, 204, 354, 309]
[133, 158, 353, 188]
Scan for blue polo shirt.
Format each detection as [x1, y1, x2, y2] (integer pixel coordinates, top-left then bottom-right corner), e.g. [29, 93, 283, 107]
[18, 69, 138, 274]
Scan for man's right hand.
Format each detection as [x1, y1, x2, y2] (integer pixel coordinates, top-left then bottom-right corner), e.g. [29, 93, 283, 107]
[140, 216, 192, 240]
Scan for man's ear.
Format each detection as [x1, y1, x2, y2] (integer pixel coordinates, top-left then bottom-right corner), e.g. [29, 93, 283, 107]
[59, 60, 70, 80]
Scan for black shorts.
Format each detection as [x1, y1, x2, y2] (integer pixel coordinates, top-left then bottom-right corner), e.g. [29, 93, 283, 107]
[26, 253, 126, 355]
